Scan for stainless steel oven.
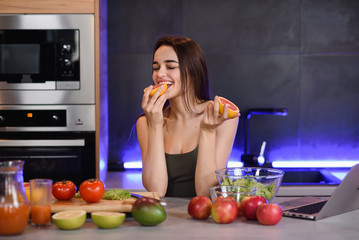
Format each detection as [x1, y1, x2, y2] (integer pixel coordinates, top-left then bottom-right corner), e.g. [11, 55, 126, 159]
[0, 14, 96, 186]
[0, 108, 96, 187]
[0, 131, 95, 187]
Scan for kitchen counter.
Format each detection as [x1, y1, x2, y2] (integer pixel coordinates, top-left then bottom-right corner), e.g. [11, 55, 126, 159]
[2, 197, 359, 240]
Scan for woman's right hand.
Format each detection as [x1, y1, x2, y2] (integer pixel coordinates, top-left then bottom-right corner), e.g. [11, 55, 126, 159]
[200, 96, 236, 131]
[141, 84, 168, 127]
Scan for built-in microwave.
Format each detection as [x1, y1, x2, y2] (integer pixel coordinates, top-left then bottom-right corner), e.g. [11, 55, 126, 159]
[0, 29, 80, 87]
[0, 14, 94, 105]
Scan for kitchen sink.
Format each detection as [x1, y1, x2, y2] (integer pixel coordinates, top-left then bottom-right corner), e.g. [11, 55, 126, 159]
[280, 168, 344, 185]
[276, 168, 350, 196]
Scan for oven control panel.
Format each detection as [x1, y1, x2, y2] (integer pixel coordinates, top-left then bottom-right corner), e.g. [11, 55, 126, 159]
[0, 110, 66, 127]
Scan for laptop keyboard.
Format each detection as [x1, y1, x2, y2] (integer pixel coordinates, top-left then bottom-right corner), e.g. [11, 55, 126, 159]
[289, 201, 328, 214]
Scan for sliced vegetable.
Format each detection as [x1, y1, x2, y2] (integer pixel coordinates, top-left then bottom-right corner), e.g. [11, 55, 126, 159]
[102, 189, 131, 200]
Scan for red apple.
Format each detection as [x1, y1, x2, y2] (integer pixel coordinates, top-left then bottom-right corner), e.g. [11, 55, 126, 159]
[211, 197, 237, 224]
[187, 196, 212, 220]
[225, 196, 242, 216]
[241, 196, 268, 220]
[256, 203, 283, 225]
[236, 201, 242, 216]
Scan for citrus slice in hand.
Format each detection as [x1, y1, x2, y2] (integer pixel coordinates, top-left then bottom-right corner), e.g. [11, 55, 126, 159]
[149, 83, 167, 97]
[91, 212, 126, 229]
[52, 210, 86, 230]
[218, 96, 240, 119]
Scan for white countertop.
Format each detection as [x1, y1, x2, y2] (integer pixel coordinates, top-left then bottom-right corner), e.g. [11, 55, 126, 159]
[277, 185, 337, 196]
[3, 196, 359, 240]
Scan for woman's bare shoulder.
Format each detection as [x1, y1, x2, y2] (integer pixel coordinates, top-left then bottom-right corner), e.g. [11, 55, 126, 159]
[136, 115, 147, 127]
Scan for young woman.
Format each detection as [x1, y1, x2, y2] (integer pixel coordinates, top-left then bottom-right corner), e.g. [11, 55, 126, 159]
[136, 36, 239, 197]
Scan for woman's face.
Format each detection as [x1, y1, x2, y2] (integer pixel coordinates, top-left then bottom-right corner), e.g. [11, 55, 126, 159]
[152, 45, 181, 98]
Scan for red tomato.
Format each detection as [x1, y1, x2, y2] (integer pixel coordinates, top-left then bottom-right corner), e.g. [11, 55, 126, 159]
[52, 180, 77, 201]
[211, 197, 237, 224]
[241, 196, 268, 220]
[187, 196, 212, 220]
[79, 179, 105, 203]
[256, 203, 283, 225]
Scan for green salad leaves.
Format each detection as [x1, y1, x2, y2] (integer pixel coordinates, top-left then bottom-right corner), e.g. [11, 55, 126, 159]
[221, 177, 276, 201]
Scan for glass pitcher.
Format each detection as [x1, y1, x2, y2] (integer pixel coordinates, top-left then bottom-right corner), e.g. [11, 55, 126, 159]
[0, 160, 30, 235]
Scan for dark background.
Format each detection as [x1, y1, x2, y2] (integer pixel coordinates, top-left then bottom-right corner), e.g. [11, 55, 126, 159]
[105, 0, 359, 169]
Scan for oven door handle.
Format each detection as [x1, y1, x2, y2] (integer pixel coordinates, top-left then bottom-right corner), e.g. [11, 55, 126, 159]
[0, 139, 85, 147]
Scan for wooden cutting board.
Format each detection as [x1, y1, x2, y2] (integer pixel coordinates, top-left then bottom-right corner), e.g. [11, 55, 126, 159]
[51, 192, 159, 213]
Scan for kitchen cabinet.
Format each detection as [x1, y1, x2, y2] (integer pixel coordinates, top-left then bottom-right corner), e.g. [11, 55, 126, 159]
[0, 0, 95, 13]
[0, 0, 105, 180]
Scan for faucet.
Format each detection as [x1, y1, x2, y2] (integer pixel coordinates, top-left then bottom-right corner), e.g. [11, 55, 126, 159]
[241, 108, 288, 167]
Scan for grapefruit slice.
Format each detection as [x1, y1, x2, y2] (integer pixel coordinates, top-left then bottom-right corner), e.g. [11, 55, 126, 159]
[91, 212, 126, 229]
[149, 83, 167, 97]
[52, 210, 86, 230]
[218, 96, 239, 119]
[23, 182, 30, 201]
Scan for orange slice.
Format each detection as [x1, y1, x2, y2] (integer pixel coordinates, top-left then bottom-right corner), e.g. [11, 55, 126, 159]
[149, 83, 167, 97]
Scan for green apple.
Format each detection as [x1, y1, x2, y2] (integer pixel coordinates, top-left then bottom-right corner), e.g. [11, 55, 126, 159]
[91, 212, 126, 229]
[52, 210, 86, 230]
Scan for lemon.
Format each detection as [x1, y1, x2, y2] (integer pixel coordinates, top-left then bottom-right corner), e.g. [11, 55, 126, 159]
[52, 210, 86, 230]
[91, 212, 126, 229]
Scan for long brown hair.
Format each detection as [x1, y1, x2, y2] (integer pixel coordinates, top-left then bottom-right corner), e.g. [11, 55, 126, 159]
[154, 36, 210, 114]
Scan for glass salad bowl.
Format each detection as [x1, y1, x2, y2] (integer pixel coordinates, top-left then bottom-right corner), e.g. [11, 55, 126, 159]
[215, 167, 284, 202]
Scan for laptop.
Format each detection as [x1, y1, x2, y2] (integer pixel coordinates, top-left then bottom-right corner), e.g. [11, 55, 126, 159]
[281, 164, 359, 220]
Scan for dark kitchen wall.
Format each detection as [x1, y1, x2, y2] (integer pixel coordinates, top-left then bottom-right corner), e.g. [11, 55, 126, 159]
[106, 0, 359, 169]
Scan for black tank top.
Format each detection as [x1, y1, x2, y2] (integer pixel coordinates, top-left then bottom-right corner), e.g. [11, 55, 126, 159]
[165, 147, 198, 197]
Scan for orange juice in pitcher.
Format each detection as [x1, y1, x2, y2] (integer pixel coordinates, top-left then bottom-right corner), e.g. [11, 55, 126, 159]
[0, 160, 30, 235]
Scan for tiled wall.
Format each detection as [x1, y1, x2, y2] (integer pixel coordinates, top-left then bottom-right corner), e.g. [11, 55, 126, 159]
[107, 0, 359, 168]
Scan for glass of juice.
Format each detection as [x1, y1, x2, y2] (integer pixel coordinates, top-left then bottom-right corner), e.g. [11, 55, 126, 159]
[30, 179, 53, 226]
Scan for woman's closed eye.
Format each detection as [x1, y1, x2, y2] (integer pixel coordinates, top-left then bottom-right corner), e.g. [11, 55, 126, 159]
[167, 65, 179, 70]
[152, 65, 179, 71]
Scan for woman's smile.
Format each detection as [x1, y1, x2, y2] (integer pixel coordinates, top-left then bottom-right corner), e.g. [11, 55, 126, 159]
[153, 45, 181, 98]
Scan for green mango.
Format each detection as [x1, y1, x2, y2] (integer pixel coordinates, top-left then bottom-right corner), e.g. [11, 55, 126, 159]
[131, 197, 167, 226]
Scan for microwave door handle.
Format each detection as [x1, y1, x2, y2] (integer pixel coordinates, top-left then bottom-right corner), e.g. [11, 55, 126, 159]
[0, 139, 85, 147]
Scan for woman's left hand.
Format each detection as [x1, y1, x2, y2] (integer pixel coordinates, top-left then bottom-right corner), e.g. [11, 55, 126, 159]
[200, 96, 235, 131]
